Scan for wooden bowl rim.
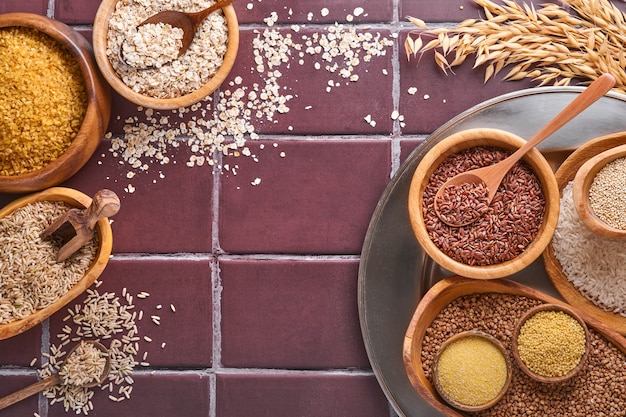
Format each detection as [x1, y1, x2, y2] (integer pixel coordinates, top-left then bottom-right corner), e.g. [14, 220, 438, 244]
[402, 276, 626, 417]
[408, 127, 560, 279]
[511, 303, 590, 384]
[92, 0, 239, 110]
[0, 13, 111, 193]
[542, 130, 626, 335]
[432, 330, 512, 412]
[0, 187, 113, 340]
[572, 143, 626, 239]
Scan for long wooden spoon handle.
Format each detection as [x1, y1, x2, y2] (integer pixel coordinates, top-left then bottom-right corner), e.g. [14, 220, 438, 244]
[507, 73, 616, 168]
[0, 374, 60, 410]
[192, 0, 235, 23]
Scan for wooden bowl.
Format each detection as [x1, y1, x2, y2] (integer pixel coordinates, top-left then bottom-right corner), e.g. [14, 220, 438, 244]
[92, 0, 239, 110]
[572, 143, 626, 239]
[0, 13, 111, 193]
[0, 187, 113, 340]
[511, 303, 589, 384]
[408, 128, 560, 279]
[543, 131, 626, 335]
[432, 330, 511, 412]
[402, 276, 626, 417]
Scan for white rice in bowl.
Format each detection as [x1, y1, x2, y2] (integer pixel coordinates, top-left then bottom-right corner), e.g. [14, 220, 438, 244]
[552, 182, 626, 317]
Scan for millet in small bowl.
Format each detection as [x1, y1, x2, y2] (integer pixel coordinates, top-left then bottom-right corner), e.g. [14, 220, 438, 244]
[512, 303, 589, 384]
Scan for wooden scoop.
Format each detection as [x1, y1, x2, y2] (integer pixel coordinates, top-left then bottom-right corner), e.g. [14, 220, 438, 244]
[41, 189, 120, 262]
[434, 73, 616, 227]
[120, 0, 234, 68]
[0, 341, 110, 411]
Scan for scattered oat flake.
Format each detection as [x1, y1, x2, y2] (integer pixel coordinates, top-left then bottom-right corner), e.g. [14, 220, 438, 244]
[354, 7, 364, 16]
[408, 87, 418, 95]
[321, 8, 329, 17]
[423, 94, 430, 100]
[251, 177, 262, 186]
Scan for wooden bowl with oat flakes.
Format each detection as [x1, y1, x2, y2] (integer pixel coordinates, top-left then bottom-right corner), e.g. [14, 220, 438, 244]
[92, 0, 239, 110]
[408, 128, 559, 279]
[0, 13, 111, 194]
[0, 187, 113, 340]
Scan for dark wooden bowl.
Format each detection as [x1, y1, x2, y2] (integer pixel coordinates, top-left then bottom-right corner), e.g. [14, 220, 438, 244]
[0, 187, 113, 340]
[92, 0, 239, 110]
[0, 13, 111, 194]
[511, 303, 589, 384]
[407, 128, 560, 279]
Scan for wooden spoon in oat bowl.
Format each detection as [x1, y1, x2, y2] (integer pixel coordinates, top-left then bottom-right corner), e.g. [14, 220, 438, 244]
[120, 0, 234, 69]
[434, 73, 616, 227]
[0, 341, 110, 410]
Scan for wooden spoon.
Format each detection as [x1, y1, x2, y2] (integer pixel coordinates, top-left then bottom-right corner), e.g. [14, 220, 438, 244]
[0, 341, 110, 411]
[40, 189, 120, 262]
[121, 0, 234, 68]
[434, 73, 616, 227]
[572, 143, 626, 239]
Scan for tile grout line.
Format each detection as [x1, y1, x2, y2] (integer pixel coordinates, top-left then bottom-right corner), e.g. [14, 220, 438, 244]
[210, 139, 223, 417]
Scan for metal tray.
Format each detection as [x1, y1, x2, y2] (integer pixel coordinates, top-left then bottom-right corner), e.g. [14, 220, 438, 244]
[358, 86, 626, 417]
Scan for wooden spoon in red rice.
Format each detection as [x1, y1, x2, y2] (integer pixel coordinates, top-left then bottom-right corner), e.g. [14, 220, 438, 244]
[434, 73, 616, 227]
[0, 341, 110, 411]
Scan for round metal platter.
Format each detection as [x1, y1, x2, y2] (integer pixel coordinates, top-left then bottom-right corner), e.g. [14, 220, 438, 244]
[358, 86, 626, 417]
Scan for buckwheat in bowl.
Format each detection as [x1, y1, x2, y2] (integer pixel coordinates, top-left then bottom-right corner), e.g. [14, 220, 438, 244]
[93, 0, 239, 110]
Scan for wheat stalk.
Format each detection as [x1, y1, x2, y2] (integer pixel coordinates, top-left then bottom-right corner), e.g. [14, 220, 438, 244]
[406, 0, 626, 94]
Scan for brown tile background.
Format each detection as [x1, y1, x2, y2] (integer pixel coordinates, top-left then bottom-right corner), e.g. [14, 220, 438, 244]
[3, 0, 621, 416]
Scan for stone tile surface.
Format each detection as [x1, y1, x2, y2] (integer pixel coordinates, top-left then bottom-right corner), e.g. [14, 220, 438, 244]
[220, 258, 369, 369]
[47, 258, 213, 368]
[216, 373, 390, 417]
[4, 0, 619, 416]
[219, 140, 391, 254]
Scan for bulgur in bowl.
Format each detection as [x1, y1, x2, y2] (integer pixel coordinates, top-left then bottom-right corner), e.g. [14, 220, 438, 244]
[92, 0, 239, 110]
[0, 13, 111, 193]
[407, 128, 560, 279]
[0, 187, 113, 340]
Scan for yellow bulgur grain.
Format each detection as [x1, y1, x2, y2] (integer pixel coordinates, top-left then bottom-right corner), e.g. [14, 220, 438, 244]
[0, 27, 87, 176]
[436, 335, 508, 407]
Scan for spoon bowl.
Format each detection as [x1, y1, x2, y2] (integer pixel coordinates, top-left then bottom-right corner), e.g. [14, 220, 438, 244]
[573, 143, 626, 239]
[0, 341, 110, 410]
[434, 73, 616, 227]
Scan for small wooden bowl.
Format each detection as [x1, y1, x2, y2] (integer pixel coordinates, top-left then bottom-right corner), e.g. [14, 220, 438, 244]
[572, 143, 626, 239]
[0, 13, 111, 193]
[512, 303, 589, 384]
[0, 187, 113, 340]
[408, 128, 560, 279]
[432, 331, 511, 412]
[92, 0, 239, 110]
